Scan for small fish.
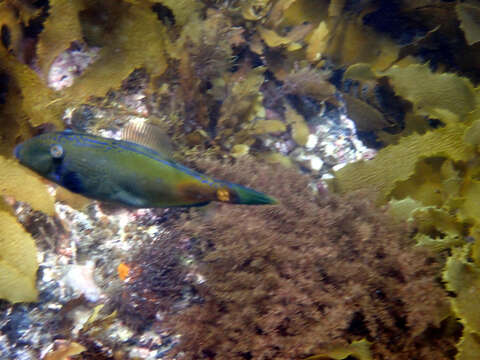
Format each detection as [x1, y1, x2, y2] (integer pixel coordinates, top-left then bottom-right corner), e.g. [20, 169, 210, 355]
[14, 128, 277, 208]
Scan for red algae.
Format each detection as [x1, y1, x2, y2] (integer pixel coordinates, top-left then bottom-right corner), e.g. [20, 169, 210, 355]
[164, 158, 455, 360]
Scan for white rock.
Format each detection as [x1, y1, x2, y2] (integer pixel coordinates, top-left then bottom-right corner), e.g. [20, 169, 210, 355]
[332, 162, 347, 172]
[64, 261, 102, 302]
[310, 156, 324, 171]
[305, 134, 318, 150]
[295, 153, 324, 172]
[323, 142, 337, 156]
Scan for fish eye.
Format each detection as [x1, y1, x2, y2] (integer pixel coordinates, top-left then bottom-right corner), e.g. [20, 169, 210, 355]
[50, 144, 64, 159]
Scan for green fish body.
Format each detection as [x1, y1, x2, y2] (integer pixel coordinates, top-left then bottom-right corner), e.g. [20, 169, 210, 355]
[14, 131, 276, 207]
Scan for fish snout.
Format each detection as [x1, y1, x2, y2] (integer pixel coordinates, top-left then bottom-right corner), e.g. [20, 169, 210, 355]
[13, 143, 23, 159]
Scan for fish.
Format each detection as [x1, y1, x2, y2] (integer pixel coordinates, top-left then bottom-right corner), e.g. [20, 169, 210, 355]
[13, 129, 277, 208]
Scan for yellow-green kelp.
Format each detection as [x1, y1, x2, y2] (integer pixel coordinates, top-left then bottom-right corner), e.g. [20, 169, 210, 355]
[305, 339, 372, 360]
[0, 157, 54, 303]
[0, 202, 38, 303]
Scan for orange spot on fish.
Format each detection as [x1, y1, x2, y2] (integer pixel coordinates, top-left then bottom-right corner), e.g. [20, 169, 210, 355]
[217, 188, 230, 202]
[118, 262, 130, 281]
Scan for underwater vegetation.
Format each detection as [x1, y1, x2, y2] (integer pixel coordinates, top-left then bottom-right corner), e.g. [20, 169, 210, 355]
[1, 0, 480, 358]
[165, 159, 453, 359]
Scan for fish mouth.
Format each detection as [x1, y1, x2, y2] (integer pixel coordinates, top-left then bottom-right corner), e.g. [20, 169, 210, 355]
[13, 143, 23, 159]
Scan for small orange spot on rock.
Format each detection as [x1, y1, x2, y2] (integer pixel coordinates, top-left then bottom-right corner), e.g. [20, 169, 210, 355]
[118, 262, 130, 281]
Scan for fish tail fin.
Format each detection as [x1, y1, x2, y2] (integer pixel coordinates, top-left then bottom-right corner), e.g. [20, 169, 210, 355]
[215, 181, 277, 205]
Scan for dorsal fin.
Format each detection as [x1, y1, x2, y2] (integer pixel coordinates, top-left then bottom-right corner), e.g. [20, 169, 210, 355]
[121, 121, 174, 159]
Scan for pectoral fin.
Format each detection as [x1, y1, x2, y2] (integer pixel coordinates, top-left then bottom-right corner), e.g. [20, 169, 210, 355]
[62, 171, 85, 194]
[111, 190, 148, 208]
